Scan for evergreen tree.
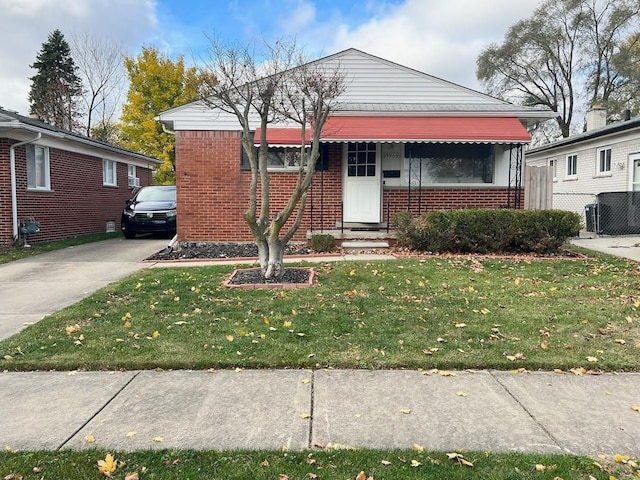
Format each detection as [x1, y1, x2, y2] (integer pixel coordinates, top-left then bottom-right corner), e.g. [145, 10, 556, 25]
[28, 29, 83, 131]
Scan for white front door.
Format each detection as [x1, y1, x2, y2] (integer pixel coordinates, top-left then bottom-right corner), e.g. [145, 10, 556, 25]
[343, 142, 381, 223]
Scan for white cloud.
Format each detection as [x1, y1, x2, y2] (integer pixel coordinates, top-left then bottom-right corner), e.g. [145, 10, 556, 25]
[0, 0, 158, 115]
[326, 0, 541, 90]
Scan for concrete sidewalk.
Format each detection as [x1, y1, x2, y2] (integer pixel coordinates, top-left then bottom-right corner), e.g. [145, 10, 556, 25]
[1, 369, 639, 455]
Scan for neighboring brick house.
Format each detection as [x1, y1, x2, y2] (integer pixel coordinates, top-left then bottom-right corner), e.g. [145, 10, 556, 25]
[526, 107, 640, 234]
[0, 108, 160, 246]
[157, 48, 556, 243]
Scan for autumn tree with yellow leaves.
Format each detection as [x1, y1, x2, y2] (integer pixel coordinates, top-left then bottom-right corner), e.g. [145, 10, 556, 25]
[119, 46, 200, 184]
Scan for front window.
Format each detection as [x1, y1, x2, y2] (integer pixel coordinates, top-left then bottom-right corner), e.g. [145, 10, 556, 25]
[598, 148, 611, 174]
[403, 143, 494, 185]
[103, 159, 117, 186]
[27, 145, 50, 190]
[566, 154, 578, 177]
[267, 147, 309, 169]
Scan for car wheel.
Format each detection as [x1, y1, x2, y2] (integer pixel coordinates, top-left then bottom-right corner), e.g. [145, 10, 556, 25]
[123, 227, 136, 239]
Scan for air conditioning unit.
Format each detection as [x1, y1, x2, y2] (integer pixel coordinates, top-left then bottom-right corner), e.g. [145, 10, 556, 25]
[128, 177, 140, 188]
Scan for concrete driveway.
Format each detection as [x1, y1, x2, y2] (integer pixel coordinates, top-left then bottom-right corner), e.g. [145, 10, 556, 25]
[0, 237, 166, 341]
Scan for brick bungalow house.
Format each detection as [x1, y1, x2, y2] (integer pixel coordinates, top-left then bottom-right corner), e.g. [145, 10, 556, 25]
[157, 48, 556, 244]
[0, 108, 160, 246]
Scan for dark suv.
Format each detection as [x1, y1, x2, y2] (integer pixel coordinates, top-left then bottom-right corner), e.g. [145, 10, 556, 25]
[121, 185, 177, 239]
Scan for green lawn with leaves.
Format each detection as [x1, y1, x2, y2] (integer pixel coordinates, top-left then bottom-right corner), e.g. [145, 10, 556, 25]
[1, 448, 639, 480]
[1, 252, 639, 372]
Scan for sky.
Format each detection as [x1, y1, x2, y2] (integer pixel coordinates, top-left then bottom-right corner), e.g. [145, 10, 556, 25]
[0, 0, 543, 116]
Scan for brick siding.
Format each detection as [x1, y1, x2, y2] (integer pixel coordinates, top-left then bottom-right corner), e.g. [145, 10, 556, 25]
[0, 138, 153, 246]
[175, 131, 522, 242]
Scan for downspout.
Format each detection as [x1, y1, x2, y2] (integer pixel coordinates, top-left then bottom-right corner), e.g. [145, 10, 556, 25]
[10, 133, 42, 241]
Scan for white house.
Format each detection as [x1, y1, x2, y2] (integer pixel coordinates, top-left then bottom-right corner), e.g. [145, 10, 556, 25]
[526, 107, 640, 234]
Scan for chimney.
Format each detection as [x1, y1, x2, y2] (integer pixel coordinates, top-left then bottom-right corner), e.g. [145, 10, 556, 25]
[586, 105, 607, 131]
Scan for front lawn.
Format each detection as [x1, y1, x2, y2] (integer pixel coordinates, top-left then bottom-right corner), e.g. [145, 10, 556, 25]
[2, 449, 638, 480]
[1, 253, 639, 372]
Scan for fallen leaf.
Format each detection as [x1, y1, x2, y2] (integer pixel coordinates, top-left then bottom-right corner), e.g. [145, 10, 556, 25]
[152, 436, 164, 443]
[299, 413, 311, 419]
[124, 473, 139, 480]
[152, 331, 160, 339]
[535, 464, 546, 471]
[126, 431, 137, 437]
[614, 453, 630, 464]
[456, 391, 468, 397]
[399, 408, 412, 414]
[301, 378, 311, 384]
[411, 459, 422, 467]
[454, 323, 467, 328]
[97, 453, 117, 477]
[632, 406, 640, 412]
[278, 475, 289, 480]
[587, 356, 598, 363]
[381, 460, 392, 466]
[225, 335, 234, 342]
[85, 434, 96, 443]
[413, 443, 424, 452]
[480, 308, 490, 315]
[260, 460, 270, 467]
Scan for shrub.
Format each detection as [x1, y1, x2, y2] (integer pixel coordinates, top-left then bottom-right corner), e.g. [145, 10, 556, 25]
[394, 209, 581, 254]
[310, 234, 336, 253]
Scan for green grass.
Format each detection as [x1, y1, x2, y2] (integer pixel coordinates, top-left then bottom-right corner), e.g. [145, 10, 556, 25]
[1, 449, 638, 480]
[0, 232, 122, 264]
[1, 253, 639, 372]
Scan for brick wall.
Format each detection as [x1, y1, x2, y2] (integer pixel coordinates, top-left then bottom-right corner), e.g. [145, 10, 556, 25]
[175, 131, 522, 242]
[0, 138, 154, 246]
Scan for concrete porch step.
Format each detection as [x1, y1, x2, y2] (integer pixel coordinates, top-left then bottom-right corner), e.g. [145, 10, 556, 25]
[341, 240, 390, 252]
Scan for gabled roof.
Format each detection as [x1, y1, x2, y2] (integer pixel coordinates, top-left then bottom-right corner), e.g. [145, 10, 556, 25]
[527, 116, 640, 154]
[0, 108, 161, 164]
[157, 48, 556, 131]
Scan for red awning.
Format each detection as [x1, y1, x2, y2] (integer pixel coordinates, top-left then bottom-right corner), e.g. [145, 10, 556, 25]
[254, 116, 531, 145]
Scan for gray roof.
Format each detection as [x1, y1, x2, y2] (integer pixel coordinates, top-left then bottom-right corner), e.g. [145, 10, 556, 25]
[0, 108, 161, 164]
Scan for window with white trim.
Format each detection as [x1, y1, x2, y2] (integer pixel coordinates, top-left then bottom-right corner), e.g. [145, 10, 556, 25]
[597, 147, 611, 174]
[548, 158, 557, 181]
[267, 147, 309, 170]
[566, 154, 578, 177]
[127, 165, 139, 187]
[103, 159, 117, 186]
[26, 144, 51, 190]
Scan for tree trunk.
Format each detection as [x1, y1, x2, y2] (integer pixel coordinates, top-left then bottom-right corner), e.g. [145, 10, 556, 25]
[257, 235, 285, 281]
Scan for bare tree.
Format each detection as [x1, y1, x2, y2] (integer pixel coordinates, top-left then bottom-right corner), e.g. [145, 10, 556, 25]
[71, 33, 126, 138]
[584, 0, 640, 109]
[196, 39, 346, 280]
[477, 0, 640, 138]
